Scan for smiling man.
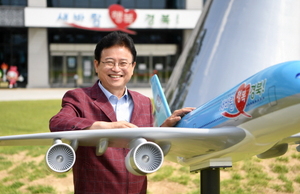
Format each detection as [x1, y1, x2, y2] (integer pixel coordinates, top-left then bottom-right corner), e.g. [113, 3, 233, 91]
[49, 31, 194, 194]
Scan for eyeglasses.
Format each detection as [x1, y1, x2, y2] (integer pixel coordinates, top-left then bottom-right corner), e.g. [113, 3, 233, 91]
[101, 61, 132, 69]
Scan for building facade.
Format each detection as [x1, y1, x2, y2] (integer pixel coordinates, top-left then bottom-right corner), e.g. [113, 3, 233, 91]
[0, 0, 202, 88]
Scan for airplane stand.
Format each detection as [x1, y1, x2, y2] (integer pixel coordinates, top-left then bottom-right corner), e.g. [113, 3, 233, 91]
[200, 167, 220, 194]
[190, 157, 232, 194]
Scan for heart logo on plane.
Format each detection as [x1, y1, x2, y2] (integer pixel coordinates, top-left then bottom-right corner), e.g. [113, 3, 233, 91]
[222, 83, 252, 118]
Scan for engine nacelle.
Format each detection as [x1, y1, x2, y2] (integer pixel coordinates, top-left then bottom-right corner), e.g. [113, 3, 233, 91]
[257, 143, 288, 159]
[45, 139, 76, 173]
[125, 138, 164, 176]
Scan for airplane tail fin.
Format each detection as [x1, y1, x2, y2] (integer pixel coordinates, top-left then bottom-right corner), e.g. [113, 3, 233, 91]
[150, 74, 172, 127]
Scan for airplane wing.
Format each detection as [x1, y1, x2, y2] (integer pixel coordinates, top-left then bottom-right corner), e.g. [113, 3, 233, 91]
[0, 127, 246, 174]
[277, 133, 300, 145]
[0, 127, 245, 156]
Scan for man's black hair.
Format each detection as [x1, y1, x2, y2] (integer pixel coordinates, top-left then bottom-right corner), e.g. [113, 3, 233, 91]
[94, 31, 137, 62]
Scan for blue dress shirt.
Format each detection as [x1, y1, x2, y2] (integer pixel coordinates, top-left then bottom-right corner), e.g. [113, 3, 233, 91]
[98, 82, 133, 122]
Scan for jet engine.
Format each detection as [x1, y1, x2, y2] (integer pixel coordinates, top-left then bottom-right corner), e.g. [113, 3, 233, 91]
[44, 138, 164, 176]
[257, 143, 288, 159]
[125, 138, 164, 176]
[45, 139, 76, 173]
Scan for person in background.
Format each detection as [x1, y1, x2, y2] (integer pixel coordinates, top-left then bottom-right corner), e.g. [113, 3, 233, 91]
[49, 31, 194, 194]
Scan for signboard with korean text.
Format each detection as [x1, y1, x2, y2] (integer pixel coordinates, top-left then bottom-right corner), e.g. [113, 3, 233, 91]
[25, 5, 201, 34]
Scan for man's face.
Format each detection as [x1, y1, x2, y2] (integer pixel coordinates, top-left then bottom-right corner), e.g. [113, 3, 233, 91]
[94, 45, 136, 95]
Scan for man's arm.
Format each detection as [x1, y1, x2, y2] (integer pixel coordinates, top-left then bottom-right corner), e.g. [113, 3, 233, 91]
[49, 90, 96, 132]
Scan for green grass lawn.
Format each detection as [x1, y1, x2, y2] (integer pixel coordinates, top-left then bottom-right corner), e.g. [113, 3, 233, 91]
[0, 100, 61, 135]
[0, 100, 71, 194]
[0, 100, 61, 155]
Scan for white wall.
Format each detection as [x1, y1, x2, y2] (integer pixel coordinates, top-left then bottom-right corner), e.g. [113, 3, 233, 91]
[27, 28, 49, 88]
[28, 0, 46, 7]
[186, 0, 203, 10]
[184, 0, 203, 47]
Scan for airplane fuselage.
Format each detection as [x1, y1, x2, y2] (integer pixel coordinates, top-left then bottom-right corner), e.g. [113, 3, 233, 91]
[175, 61, 300, 167]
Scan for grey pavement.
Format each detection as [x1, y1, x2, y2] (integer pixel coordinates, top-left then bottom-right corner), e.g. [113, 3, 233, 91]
[0, 87, 152, 101]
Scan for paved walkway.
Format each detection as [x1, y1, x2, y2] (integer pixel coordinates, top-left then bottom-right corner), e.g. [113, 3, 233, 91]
[0, 87, 152, 101]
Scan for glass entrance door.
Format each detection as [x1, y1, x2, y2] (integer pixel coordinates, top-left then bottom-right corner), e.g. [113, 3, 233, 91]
[130, 55, 175, 86]
[50, 53, 95, 87]
[81, 56, 94, 84]
[66, 56, 77, 84]
[50, 56, 63, 86]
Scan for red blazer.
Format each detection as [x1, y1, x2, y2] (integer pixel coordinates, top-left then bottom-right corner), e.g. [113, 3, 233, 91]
[49, 81, 154, 194]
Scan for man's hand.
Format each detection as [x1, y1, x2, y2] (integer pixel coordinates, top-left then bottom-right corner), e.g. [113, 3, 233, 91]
[86, 121, 138, 130]
[160, 107, 195, 127]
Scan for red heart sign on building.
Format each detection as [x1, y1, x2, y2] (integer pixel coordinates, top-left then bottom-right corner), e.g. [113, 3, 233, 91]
[109, 4, 137, 30]
[67, 4, 137, 34]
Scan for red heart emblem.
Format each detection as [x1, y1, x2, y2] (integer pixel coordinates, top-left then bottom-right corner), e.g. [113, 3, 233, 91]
[235, 83, 250, 113]
[109, 4, 137, 29]
[222, 83, 252, 118]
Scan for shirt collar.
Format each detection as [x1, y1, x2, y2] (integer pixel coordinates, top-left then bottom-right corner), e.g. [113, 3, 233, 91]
[98, 81, 129, 101]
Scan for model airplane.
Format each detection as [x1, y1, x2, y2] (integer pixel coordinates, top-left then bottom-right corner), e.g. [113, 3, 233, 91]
[0, 61, 300, 178]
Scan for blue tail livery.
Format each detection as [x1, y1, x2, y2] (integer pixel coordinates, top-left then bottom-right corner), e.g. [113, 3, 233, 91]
[150, 74, 172, 127]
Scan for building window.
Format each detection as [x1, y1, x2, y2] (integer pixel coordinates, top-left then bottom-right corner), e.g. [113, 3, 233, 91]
[47, 0, 185, 9]
[0, 0, 27, 6]
[48, 28, 183, 45]
[0, 28, 28, 87]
